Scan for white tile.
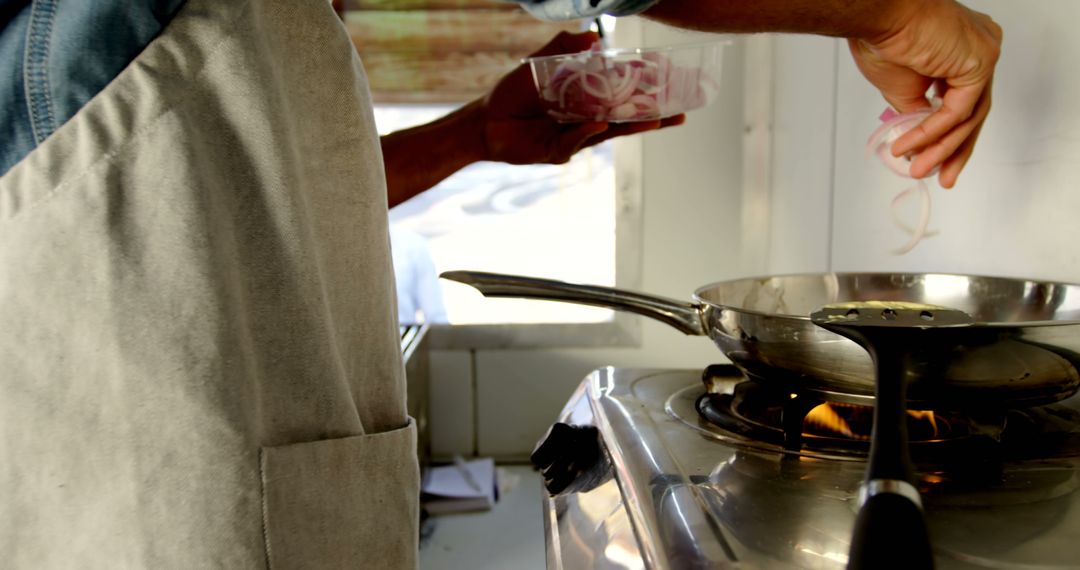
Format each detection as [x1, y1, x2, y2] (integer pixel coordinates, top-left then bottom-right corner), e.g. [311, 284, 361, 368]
[474, 351, 600, 460]
[473, 330, 724, 460]
[429, 349, 475, 460]
[420, 465, 546, 570]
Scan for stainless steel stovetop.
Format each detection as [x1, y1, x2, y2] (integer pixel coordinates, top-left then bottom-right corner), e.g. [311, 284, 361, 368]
[543, 366, 1080, 569]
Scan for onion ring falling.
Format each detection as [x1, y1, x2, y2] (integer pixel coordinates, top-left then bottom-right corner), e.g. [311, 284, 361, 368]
[888, 182, 938, 255]
[865, 106, 941, 255]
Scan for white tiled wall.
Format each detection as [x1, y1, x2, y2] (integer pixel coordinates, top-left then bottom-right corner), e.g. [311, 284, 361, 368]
[428, 349, 474, 456]
[766, 34, 837, 273]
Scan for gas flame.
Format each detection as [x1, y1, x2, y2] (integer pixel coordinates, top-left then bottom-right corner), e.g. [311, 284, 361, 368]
[803, 403, 942, 440]
[907, 409, 940, 437]
[804, 403, 856, 439]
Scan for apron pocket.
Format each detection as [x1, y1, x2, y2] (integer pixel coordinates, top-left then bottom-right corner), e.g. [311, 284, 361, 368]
[260, 419, 419, 570]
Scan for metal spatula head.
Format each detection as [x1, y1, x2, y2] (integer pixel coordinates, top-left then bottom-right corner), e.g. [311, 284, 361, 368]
[811, 301, 975, 329]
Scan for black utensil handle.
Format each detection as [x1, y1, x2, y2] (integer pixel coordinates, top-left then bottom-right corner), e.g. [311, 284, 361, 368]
[851, 332, 934, 569]
[865, 348, 916, 483]
[849, 339, 933, 569]
[808, 306, 949, 570]
[848, 491, 935, 570]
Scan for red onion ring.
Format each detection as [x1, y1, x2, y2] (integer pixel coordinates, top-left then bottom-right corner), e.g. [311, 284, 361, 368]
[865, 107, 940, 255]
[889, 181, 937, 255]
[534, 44, 710, 123]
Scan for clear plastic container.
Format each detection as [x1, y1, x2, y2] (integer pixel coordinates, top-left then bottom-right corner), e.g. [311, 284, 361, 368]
[527, 41, 727, 123]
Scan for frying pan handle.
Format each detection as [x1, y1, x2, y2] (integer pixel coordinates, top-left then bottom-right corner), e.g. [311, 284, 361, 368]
[848, 489, 934, 570]
[440, 270, 707, 336]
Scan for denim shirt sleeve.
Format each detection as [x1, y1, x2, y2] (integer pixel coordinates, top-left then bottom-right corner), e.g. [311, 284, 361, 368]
[0, 0, 186, 177]
[507, 0, 661, 21]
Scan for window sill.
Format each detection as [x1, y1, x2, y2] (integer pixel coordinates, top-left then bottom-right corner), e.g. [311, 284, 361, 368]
[426, 313, 641, 350]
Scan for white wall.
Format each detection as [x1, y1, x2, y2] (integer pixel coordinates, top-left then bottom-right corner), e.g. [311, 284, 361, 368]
[429, 21, 748, 461]
[767, 34, 837, 273]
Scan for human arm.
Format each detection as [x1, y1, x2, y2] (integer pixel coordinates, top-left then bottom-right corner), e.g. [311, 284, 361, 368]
[505, 0, 1001, 188]
[380, 31, 685, 208]
[641, 0, 1001, 188]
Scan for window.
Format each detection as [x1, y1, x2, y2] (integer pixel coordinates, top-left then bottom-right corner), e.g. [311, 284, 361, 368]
[378, 107, 617, 325]
[347, 3, 640, 340]
[343, 0, 580, 104]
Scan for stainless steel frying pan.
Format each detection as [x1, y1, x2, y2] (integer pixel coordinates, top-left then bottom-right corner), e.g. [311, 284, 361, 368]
[441, 271, 1080, 407]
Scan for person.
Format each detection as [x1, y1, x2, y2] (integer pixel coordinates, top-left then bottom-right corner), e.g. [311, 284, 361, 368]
[0, 1, 1000, 569]
[517, 0, 1002, 189]
[389, 224, 449, 325]
[0, 4, 675, 569]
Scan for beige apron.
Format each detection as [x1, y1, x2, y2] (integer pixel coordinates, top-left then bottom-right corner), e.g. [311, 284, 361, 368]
[0, 0, 419, 568]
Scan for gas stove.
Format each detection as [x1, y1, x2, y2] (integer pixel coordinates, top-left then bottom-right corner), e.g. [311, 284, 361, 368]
[539, 366, 1080, 569]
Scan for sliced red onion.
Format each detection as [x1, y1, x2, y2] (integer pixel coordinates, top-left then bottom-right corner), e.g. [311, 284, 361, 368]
[534, 46, 711, 123]
[889, 181, 937, 255]
[879, 107, 900, 122]
[865, 107, 939, 255]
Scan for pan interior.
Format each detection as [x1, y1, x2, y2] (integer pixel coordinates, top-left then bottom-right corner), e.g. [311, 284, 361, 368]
[693, 273, 1080, 323]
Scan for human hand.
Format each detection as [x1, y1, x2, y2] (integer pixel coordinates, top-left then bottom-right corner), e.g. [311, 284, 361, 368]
[850, 0, 1002, 188]
[480, 30, 685, 165]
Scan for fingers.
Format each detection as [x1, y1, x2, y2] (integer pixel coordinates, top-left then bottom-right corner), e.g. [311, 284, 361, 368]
[561, 115, 687, 156]
[549, 122, 609, 163]
[581, 120, 661, 147]
[936, 120, 983, 189]
[943, 113, 988, 187]
[548, 115, 687, 163]
[659, 115, 687, 129]
[490, 31, 601, 121]
[899, 79, 992, 185]
[933, 87, 992, 188]
[601, 115, 685, 142]
[593, 120, 663, 145]
[892, 83, 982, 157]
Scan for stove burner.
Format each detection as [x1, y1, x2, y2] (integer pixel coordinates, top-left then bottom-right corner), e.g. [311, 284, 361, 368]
[694, 365, 1080, 463]
[696, 391, 993, 461]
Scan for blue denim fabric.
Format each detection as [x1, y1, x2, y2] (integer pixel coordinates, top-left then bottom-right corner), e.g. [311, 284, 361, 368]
[509, 0, 661, 21]
[0, 2, 34, 177]
[0, 0, 187, 176]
